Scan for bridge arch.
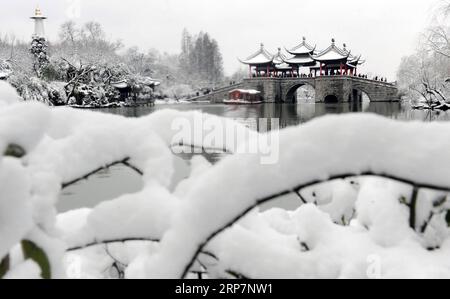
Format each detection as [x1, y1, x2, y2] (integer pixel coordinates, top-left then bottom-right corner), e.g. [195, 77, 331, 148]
[350, 79, 388, 102]
[284, 81, 316, 103]
[350, 86, 373, 102]
[324, 95, 339, 103]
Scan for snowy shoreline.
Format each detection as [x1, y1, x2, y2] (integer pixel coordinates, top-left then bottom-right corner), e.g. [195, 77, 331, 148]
[67, 99, 201, 109]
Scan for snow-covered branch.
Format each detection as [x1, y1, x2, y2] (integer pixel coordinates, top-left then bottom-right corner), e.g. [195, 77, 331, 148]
[67, 238, 160, 252]
[2, 82, 450, 278]
[129, 114, 450, 279]
[180, 172, 449, 278]
[62, 158, 142, 189]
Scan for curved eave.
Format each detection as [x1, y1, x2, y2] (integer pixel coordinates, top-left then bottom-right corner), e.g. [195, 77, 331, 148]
[310, 51, 351, 63]
[272, 52, 288, 65]
[274, 62, 293, 70]
[311, 57, 349, 63]
[345, 63, 359, 69]
[285, 49, 315, 56]
[312, 44, 350, 60]
[283, 57, 316, 66]
[347, 55, 365, 66]
[285, 45, 316, 56]
[347, 62, 364, 66]
[238, 47, 274, 65]
[238, 57, 273, 66]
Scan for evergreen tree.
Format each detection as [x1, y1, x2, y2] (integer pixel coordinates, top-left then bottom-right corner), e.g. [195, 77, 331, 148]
[30, 36, 50, 78]
[179, 29, 224, 86]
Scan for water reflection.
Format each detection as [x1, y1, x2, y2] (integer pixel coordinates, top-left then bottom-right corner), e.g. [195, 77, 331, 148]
[100, 101, 450, 130]
[58, 102, 450, 212]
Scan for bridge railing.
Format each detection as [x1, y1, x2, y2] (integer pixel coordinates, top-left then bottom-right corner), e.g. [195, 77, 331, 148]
[245, 75, 397, 86]
[188, 82, 244, 101]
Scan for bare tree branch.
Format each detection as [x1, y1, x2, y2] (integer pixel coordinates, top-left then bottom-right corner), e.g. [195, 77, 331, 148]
[67, 237, 160, 252]
[61, 158, 142, 189]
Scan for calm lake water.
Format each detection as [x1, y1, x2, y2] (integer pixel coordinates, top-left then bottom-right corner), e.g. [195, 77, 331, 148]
[58, 102, 450, 213]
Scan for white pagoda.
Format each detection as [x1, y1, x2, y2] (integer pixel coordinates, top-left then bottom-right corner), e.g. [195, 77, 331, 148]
[30, 6, 47, 38]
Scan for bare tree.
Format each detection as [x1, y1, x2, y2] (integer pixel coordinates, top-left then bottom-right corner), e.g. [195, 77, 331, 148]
[59, 21, 78, 46]
[426, 26, 450, 58]
[398, 1, 450, 106]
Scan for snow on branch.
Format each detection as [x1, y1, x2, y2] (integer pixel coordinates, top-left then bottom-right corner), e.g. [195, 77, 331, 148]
[131, 114, 450, 278]
[62, 158, 142, 189]
[2, 96, 450, 278]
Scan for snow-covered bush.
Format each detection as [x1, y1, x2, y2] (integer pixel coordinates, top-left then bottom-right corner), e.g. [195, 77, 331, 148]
[162, 84, 195, 100]
[8, 75, 67, 106]
[0, 60, 12, 80]
[1, 96, 450, 279]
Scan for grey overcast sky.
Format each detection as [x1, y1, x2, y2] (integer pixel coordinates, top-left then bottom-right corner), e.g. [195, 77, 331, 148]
[1, 0, 438, 79]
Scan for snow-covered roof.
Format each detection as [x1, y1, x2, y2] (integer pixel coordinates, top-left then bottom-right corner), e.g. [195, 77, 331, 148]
[347, 57, 365, 66]
[312, 39, 350, 62]
[284, 56, 315, 65]
[111, 80, 129, 89]
[286, 37, 316, 55]
[342, 44, 365, 66]
[141, 77, 161, 87]
[272, 48, 288, 65]
[112, 77, 161, 89]
[229, 89, 261, 95]
[239, 43, 274, 65]
[275, 63, 293, 70]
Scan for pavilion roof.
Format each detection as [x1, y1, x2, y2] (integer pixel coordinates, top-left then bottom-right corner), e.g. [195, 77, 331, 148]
[283, 56, 315, 66]
[311, 39, 350, 62]
[272, 48, 288, 65]
[308, 62, 322, 69]
[342, 44, 365, 65]
[239, 43, 274, 65]
[286, 37, 316, 55]
[275, 63, 293, 70]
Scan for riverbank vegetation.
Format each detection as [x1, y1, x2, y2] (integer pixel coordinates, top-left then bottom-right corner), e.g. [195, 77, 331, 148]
[397, 1, 450, 110]
[0, 23, 226, 106]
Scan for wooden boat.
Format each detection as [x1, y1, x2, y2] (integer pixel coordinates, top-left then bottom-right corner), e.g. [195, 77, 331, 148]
[224, 89, 262, 105]
[223, 99, 263, 105]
